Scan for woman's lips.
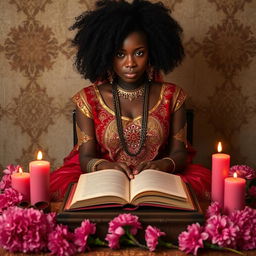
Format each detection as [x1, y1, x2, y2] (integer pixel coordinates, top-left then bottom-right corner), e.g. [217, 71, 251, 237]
[124, 73, 137, 78]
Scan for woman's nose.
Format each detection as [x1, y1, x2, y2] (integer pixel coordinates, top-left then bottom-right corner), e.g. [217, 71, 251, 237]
[125, 55, 136, 68]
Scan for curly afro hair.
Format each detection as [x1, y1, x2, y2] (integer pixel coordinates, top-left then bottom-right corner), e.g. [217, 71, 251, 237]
[70, 0, 184, 82]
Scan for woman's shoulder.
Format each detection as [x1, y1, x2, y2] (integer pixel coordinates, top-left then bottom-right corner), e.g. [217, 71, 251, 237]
[71, 83, 98, 119]
[159, 82, 187, 111]
[162, 81, 183, 91]
[161, 82, 186, 97]
[72, 82, 103, 104]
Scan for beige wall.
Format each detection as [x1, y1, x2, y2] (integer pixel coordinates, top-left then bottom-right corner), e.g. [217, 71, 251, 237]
[0, 0, 255, 173]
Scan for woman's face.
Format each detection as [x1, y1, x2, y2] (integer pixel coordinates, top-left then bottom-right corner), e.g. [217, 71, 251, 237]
[113, 31, 149, 84]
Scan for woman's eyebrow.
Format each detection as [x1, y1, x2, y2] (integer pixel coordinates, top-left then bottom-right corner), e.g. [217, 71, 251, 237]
[119, 46, 146, 51]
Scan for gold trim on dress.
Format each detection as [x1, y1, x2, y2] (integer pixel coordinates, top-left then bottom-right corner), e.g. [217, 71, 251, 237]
[94, 83, 166, 121]
[76, 124, 94, 147]
[72, 89, 93, 119]
[172, 86, 187, 112]
[173, 123, 188, 147]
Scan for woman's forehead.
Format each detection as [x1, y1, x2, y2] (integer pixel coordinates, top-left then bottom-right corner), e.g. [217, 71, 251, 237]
[120, 31, 148, 49]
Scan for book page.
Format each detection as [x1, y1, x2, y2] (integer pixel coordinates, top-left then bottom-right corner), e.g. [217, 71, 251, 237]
[71, 169, 130, 206]
[130, 169, 187, 202]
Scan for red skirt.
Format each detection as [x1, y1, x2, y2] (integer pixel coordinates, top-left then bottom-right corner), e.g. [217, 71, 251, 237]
[50, 148, 211, 201]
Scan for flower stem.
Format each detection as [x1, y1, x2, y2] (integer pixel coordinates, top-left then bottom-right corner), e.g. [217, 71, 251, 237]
[93, 237, 108, 247]
[205, 242, 245, 256]
[222, 247, 245, 256]
[125, 231, 148, 249]
[159, 239, 178, 249]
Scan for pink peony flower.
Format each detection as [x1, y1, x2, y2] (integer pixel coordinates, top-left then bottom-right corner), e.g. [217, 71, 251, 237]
[74, 219, 96, 252]
[106, 213, 142, 249]
[105, 233, 121, 249]
[48, 224, 77, 256]
[230, 206, 256, 250]
[0, 188, 23, 213]
[205, 214, 238, 248]
[205, 201, 222, 219]
[229, 165, 255, 180]
[145, 225, 166, 252]
[0, 206, 56, 253]
[3, 164, 20, 175]
[108, 213, 142, 236]
[0, 165, 20, 190]
[0, 174, 12, 191]
[178, 223, 208, 255]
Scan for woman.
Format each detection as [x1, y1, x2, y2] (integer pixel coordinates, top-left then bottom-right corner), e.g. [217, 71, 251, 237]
[50, 0, 211, 200]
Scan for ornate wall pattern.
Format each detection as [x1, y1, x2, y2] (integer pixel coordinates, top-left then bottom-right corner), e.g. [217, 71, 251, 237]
[0, 0, 255, 173]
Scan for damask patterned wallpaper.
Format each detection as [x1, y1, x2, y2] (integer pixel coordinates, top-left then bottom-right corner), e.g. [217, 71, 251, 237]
[0, 0, 255, 173]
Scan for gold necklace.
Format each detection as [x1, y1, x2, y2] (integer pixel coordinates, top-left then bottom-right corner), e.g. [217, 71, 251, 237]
[117, 85, 144, 101]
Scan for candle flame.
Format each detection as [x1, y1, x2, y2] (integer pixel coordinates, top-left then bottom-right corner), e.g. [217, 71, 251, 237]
[37, 151, 43, 160]
[18, 167, 23, 174]
[217, 142, 222, 153]
[233, 172, 238, 178]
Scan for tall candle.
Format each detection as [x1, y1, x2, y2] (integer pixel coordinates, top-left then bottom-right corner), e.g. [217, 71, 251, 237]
[11, 167, 30, 202]
[224, 172, 245, 214]
[211, 142, 230, 207]
[29, 151, 50, 208]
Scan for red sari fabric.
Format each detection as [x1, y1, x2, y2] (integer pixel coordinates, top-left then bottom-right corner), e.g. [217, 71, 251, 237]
[50, 83, 211, 200]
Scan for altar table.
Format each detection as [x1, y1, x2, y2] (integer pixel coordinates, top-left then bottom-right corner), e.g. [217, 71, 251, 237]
[0, 244, 255, 255]
[0, 200, 255, 256]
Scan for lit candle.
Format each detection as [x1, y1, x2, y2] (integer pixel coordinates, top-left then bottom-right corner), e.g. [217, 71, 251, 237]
[224, 172, 246, 214]
[211, 142, 230, 207]
[29, 151, 50, 208]
[11, 167, 30, 203]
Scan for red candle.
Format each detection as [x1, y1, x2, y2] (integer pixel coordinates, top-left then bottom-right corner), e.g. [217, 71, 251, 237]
[29, 151, 50, 208]
[11, 167, 30, 202]
[224, 172, 246, 214]
[211, 142, 230, 207]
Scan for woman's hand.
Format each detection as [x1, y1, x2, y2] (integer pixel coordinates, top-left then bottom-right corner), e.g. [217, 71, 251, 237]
[132, 159, 174, 175]
[97, 161, 134, 179]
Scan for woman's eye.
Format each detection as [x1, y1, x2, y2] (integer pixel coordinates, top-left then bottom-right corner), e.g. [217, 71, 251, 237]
[135, 50, 144, 56]
[116, 51, 124, 58]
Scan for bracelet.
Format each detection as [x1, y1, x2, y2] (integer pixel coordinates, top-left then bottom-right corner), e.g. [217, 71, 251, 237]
[87, 158, 108, 173]
[163, 157, 176, 173]
[86, 158, 97, 173]
[92, 159, 108, 172]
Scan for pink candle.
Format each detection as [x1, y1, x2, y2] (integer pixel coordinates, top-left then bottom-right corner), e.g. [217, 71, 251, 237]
[211, 142, 230, 207]
[224, 172, 245, 214]
[11, 167, 30, 202]
[29, 151, 50, 208]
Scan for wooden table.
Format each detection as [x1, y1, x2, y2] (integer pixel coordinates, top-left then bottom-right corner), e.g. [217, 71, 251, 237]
[0, 243, 255, 255]
[0, 201, 255, 256]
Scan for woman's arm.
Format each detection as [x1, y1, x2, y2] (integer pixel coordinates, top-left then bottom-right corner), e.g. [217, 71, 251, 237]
[76, 106, 134, 178]
[164, 102, 187, 171]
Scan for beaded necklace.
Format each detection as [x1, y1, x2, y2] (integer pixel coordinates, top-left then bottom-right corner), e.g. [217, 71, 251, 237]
[112, 82, 150, 157]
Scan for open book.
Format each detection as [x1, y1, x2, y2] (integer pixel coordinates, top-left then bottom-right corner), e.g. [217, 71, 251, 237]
[64, 169, 196, 211]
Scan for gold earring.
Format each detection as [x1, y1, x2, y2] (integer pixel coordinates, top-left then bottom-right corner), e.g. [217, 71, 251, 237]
[147, 65, 154, 82]
[108, 71, 115, 84]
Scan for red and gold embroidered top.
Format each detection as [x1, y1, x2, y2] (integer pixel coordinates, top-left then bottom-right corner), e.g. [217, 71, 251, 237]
[72, 83, 186, 168]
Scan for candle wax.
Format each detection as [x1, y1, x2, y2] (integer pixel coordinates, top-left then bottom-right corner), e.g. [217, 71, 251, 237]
[211, 153, 230, 207]
[11, 172, 30, 202]
[224, 176, 245, 214]
[29, 160, 50, 206]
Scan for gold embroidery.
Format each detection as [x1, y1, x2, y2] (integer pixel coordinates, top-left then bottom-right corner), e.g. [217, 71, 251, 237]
[72, 89, 93, 119]
[172, 86, 187, 112]
[103, 116, 164, 166]
[173, 123, 187, 146]
[76, 124, 93, 147]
